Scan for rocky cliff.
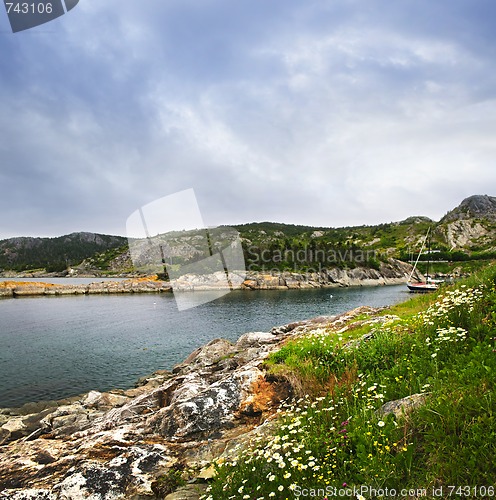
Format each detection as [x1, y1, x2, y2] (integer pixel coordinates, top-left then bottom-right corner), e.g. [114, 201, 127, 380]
[438, 195, 496, 251]
[0, 306, 397, 499]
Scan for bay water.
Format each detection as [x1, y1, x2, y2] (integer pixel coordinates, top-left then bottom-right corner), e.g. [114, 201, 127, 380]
[0, 284, 408, 408]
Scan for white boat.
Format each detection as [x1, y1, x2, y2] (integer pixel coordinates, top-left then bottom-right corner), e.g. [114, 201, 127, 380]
[407, 281, 438, 293]
[406, 228, 439, 293]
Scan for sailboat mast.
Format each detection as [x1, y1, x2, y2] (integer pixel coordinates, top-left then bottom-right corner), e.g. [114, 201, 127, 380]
[426, 232, 431, 282]
[408, 227, 431, 282]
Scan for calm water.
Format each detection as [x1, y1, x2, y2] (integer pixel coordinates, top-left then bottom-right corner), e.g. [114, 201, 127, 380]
[0, 285, 408, 408]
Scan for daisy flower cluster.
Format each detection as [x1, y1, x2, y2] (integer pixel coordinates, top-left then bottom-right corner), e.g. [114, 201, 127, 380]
[201, 394, 353, 500]
[202, 382, 414, 500]
[421, 285, 484, 328]
[425, 326, 468, 359]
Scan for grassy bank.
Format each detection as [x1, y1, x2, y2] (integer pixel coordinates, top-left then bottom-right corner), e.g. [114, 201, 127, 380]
[203, 265, 496, 499]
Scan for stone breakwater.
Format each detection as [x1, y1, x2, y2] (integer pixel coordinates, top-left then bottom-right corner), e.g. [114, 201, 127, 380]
[0, 306, 422, 500]
[0, 279, 172, 298]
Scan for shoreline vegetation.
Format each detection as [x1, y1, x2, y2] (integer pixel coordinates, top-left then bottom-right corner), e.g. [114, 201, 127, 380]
[0, 264, 495, 498]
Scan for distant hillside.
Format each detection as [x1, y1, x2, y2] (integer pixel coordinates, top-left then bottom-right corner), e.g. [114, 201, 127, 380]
[0, 232, 127, 272]
[1, 195, 495, 275]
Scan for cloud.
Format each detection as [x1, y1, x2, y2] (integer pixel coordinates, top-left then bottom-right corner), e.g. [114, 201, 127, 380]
[1, 0, 496, 238]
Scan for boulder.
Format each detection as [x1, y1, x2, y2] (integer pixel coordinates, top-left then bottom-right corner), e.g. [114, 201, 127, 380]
[147, 378, 242, 440]
[1, 417, 27, 441]
[235, 331, 280, 349]
[134, 369, 173, 388]
[378, 393, 428, 419]
[172, 338, 234, 375]
[164, 484, 208, 500]
[40, 404, 96, 436]
[147, 367, 262, 441]
[0, 427, 11, 445]
[80, 391, 130, 410]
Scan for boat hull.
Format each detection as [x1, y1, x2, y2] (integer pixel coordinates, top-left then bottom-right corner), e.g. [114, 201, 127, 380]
[407, 282, 438, 293]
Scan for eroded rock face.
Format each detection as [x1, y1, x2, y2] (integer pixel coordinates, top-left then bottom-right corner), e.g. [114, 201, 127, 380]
[445, 219, 489, 249]
[0, 307, 384, 499]
[149, 377, 244, 439]
[239, 259, 412, 289]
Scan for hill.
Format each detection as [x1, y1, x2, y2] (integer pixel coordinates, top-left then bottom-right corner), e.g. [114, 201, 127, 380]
[1, 195, 495, 276]
[441, 194, 496, 223]
[0, 232, 127, 273]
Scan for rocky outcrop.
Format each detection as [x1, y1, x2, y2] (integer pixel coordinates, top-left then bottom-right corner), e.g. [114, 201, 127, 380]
[243, 260, 412, 289]
[178, 259, 413, 291]
[0, 307, 389, 499]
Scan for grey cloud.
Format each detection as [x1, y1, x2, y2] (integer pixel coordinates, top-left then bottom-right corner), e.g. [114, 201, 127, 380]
[1, 0, 496, 237]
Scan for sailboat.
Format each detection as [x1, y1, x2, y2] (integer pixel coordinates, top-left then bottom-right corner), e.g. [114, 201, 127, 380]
[407, 228, 439, 293]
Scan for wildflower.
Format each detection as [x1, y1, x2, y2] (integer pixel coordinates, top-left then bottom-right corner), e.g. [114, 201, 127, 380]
[378, 421, 385, 427]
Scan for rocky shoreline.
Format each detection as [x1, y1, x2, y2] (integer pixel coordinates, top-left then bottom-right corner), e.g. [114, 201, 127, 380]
[0, 259, 413, 298]
[0, 305, 410, 499]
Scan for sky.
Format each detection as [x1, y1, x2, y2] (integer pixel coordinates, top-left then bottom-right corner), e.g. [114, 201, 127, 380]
[1, 0, 496, 239]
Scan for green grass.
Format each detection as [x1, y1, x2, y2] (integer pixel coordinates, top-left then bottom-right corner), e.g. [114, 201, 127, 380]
[414, 259, 495, 275]
[202, 264, 496, 499]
